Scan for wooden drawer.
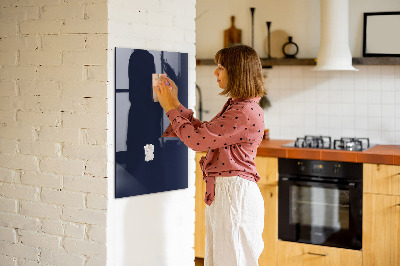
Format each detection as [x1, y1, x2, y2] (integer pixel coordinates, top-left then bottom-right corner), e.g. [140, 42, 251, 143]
[277, 241, 362, 266]
[364, 164, 400, 196]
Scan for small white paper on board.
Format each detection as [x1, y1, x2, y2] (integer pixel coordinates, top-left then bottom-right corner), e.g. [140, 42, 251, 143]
[144, 144, 155, 162]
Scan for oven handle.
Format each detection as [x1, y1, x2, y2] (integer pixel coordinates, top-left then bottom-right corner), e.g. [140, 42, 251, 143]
[280, 177, 357, 189]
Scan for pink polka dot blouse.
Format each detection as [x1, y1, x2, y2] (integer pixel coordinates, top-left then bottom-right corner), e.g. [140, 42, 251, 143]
[162, 97, 265, 205]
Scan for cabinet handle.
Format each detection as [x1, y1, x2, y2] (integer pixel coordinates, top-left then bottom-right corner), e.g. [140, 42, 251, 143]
[397, 204, 400, 207]
[307, 252, 328, 256]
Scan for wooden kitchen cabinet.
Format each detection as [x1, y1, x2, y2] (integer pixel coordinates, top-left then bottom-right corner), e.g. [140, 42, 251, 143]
[363, 190, 400, 266]
[276, 241, 362, 266]
[363, 163, 400, 196]
[258, 184, 278, 266]
[255, 156, 278, 186]
[195, 152, 207, 258]
[363, 163, 400, 266]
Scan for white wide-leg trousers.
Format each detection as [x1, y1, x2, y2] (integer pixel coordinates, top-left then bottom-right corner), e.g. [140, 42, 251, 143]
[205, 176, 265, 266]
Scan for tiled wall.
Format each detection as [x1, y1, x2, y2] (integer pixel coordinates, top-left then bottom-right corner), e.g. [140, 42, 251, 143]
[196, 65, 400, 145]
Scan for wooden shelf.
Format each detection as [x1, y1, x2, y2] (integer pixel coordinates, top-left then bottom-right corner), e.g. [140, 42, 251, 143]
[196, 57, 400, 67]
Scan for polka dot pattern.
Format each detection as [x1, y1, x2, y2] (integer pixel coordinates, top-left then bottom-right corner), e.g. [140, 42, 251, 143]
[161, 97, 264, 206]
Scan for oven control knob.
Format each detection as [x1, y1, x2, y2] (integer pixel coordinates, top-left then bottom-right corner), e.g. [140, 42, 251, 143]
[334, 164, 341, 174]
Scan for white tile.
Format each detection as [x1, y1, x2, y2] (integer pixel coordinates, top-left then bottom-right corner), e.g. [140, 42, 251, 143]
[280, 114, 292, 127]
[316, 103, 329, 115]
[279, 126, 293, 138]
[341, 104, 355, 116]
[367, 129, 382, 144]
[381, 78, 395, 91]
[355, 128, 368, 138]
[304, 102, 316, 115]
[381, 131, 396, 145]
[367, 65, 381, 76]
[394, 66, 400, 78]
[341, 128, 355, 137]
[316, 115, 330, 128]
[329, 103, 341, 116]
[329, 116, 342, 129]
[279, 67, 292, 78]
[279, 78, 291, 90]
[355, 104, 368, 117]
[367, 91, 381, 105]
[381, 66, 395, 77]
[315, 77, 329, 90]
[316, 89, 329, 103]
[303, 67, 316, 78]
[328, 76, 341, 90]
[355, 116, 368, 130]
[382, 117, 396, 131]
[291, 67, 303, 78]
[395, 78, 400, 91]
[367, 76, 381, 91]
[367, 104, 382, 118]
[328, 88, 341, 103]
[354, 90, 368, 104]
[367, 117, 382, 131]
[341, 89, 355, 104]
[341, 117, 355, 129]
[395, 131, 400, 144]
[304, 88, 316, 103]
[291, 77, 304, 90]
[382, 104, 395, 118]
[381, 91, 395, 104]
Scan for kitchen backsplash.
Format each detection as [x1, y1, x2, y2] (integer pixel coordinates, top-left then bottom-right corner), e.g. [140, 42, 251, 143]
[196, 65, 400, 145]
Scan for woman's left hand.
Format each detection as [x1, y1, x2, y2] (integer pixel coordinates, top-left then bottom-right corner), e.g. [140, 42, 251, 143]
[153, 78, 175, 113]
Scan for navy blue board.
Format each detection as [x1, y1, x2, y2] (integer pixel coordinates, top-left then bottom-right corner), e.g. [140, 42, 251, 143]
[115, 48, 188, 198]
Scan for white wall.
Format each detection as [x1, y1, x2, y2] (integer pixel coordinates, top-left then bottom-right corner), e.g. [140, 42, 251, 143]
[196, 0, 400, 58]
[196, 0, 400, 145]
[107, 0, 197, 266]
[0, 1, 108, 265]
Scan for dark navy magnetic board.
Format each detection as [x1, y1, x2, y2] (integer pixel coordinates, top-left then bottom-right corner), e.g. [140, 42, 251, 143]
[115, 48, 188, 198]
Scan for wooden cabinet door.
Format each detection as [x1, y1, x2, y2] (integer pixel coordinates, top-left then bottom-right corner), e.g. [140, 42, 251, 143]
[276, 241, 362, 266]
[364, 164, 400, 196]
[255, 156, 278, 186]
[259, 185, 278, 266]
[195, 152, 207, 258]
[363, 193, 400, 266]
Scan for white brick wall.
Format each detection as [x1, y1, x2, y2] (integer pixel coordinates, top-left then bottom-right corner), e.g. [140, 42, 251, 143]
[0, 0, 108, 265]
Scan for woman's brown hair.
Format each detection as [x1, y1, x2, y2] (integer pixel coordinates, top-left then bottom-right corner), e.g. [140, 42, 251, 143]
[214, 44, 266, 99]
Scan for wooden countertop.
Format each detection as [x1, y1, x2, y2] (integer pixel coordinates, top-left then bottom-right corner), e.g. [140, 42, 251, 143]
[256, 139, 400, 165]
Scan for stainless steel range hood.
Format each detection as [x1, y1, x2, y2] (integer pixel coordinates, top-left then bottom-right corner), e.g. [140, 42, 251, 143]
[314, 0, 358, 71]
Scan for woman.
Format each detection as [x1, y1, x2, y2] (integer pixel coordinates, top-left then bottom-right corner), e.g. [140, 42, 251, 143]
[154, 44, 266, 266]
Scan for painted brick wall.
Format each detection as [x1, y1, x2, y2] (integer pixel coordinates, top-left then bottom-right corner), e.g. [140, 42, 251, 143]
[0, 1, 108, 265]
[107, 0, 197, 265]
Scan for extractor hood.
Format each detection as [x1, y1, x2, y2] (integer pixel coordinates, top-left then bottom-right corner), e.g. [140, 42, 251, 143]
[314, 0, 358, 71]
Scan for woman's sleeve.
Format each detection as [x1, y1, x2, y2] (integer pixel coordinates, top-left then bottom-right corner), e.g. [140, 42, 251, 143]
[161, 104, 202, 138]
[165, 106, 249, 151]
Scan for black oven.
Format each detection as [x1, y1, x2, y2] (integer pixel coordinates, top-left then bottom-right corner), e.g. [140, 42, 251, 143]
[278, 158, 362, 250]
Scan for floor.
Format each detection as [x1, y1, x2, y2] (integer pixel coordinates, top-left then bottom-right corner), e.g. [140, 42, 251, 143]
[195, 257, 204, 266]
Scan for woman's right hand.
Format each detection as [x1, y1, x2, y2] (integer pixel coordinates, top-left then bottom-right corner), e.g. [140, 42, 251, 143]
[160, 76, 180, 108]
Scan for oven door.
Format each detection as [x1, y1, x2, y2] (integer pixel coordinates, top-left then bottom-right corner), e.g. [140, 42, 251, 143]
[278, 176, 362, 250]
